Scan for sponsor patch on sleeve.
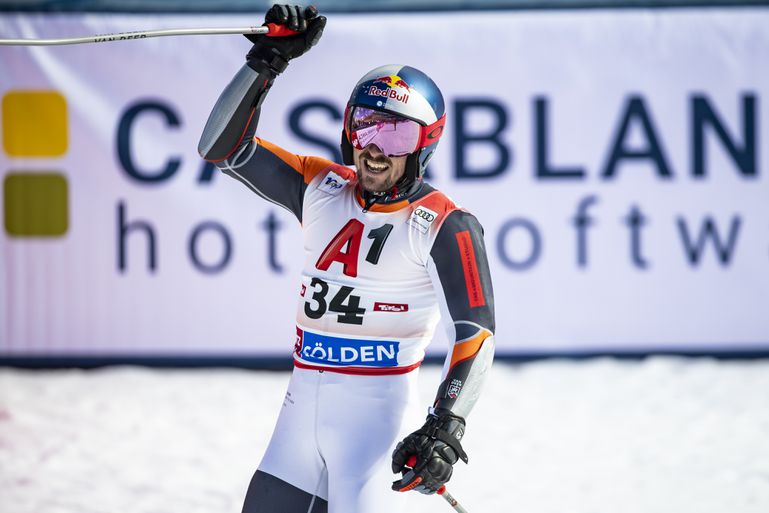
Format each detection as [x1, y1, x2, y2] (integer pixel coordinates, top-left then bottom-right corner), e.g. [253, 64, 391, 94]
[447, 378, 463, 399]
[317, 171, 350, 195]
[408, 206, 438, 234]
[456, 230, 485, 308]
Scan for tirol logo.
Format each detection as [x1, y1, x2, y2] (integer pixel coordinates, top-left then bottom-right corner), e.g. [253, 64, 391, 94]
[408, 205, 438, 234]
[374, 302, 409, 312]
[318, 170, 349, 195]
[298, 328, 400, 367]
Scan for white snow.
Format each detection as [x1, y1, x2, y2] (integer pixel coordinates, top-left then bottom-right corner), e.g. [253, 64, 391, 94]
[1, 358, 769, 513]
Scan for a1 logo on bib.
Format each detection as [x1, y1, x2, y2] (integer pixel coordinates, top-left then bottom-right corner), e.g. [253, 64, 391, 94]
[408, 206, 438, 234]
[318, 171, 349, 195]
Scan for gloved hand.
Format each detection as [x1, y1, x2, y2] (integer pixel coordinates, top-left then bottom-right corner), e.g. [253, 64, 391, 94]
[245, 4, 327, 76]
[391, 411, 469, 494]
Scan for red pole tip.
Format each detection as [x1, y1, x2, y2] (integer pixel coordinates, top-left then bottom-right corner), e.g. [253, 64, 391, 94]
[264, 23, 299, 37]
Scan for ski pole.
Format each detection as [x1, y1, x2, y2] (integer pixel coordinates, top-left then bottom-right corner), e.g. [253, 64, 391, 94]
[0, 23, 297, 46]
[406, 456, 469, 513]
[437, 485, 468, 513]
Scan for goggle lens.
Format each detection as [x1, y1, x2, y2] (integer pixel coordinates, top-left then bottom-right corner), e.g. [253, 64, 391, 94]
[349, 107, 421, 157]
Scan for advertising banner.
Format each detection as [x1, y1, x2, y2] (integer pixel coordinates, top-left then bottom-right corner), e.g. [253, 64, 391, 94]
[1, 9, 768, 357]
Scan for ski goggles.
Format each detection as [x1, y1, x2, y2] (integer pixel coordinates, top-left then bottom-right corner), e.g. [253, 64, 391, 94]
[347, 106, 445, 157]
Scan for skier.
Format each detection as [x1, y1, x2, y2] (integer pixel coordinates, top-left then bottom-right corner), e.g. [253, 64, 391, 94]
[198, 5, 495, 512]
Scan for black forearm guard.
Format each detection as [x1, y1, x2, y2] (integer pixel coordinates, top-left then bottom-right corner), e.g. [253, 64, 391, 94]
[197, 65, 274, 162]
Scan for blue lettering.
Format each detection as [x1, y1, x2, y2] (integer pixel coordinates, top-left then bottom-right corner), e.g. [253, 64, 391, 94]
[117, 100, 181, 184]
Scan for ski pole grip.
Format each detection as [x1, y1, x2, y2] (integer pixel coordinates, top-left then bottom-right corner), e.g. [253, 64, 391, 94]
[264, 23, 299, 37]
[404, 457, 445, 493]
[404, 455, 466, 511]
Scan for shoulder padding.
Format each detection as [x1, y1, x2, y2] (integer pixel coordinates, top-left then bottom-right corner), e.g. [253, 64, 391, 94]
[408, 190, 462, 235]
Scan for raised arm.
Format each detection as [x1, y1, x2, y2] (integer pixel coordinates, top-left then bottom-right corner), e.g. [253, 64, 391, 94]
[197, 5, 329, 221]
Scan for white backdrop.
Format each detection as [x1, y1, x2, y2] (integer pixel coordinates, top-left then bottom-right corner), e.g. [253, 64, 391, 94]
[1, 9, 768, 356]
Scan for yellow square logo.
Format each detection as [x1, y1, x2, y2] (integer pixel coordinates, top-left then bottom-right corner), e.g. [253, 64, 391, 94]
[2, 90, 68, 157]
[4, 172, 69, 237]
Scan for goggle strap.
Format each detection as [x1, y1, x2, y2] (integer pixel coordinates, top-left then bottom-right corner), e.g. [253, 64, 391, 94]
[418, 114, 446, 149]
[344, 105, 352, 138]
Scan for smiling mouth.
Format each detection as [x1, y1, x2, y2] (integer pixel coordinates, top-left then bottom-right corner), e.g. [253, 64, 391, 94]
[363, 158, 390, 175]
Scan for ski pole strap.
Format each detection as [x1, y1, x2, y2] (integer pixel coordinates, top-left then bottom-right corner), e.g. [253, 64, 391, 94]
[418, 414, 469, 464]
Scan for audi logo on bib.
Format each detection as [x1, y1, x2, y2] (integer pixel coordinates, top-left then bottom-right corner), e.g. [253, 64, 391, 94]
[408, 205, 439, 234]
[414, 208, 435, 222]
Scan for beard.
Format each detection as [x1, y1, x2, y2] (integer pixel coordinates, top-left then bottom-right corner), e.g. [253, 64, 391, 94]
[356, 167, 400, 193]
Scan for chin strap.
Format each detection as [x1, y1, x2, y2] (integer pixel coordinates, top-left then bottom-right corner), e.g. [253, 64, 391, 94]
[359, 179, 423, 212]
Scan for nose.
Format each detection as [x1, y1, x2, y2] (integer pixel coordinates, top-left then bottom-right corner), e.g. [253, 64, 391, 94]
[364, 143, 385, 156]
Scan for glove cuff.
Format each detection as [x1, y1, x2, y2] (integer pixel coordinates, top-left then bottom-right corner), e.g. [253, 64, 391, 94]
[246, 44, 289, 76]
[421, 412, 469, 464]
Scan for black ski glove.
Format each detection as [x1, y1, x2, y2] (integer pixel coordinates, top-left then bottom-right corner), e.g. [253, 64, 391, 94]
[391, 411, 469, 494]
[245, 4, 327, 77]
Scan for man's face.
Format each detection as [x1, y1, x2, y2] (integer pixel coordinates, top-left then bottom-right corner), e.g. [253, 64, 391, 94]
[353, 144, 408, 193]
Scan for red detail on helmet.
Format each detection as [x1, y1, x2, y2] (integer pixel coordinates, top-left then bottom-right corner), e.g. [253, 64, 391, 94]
[372, 75, 411, 91]
[343, 104, 352, 142]
[373, 75, 393, 86]
[394, 79, 411, 91]
[366, 85, 409, 104]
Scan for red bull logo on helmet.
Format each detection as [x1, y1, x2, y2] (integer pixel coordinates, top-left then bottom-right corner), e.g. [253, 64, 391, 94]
[366, 86, 410, 104]
[373, 75, 411, 91]
[367, 74, 411, 104]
